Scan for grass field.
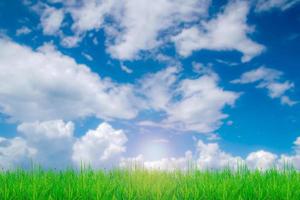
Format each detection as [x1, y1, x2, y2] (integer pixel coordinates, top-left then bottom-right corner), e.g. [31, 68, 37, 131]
[1, 167, 300, 200]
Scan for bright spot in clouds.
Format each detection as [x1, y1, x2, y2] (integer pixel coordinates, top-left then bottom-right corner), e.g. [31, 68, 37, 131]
[138, 138, 171, 160]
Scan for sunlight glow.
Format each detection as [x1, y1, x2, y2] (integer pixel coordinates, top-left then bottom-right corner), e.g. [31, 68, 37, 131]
[138, 139, 171, 161]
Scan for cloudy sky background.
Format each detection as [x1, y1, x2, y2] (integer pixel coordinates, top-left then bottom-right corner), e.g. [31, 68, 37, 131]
[0, 0, 300, 170]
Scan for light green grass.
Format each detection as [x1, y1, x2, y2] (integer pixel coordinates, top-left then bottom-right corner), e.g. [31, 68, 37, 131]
[1, 167, 300, 199]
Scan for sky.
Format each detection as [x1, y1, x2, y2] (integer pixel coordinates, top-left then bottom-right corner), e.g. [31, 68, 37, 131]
[0, 0, 299, 171]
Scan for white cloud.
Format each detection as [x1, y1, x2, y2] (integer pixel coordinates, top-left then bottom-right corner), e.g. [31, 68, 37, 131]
[82, 52, 93, 61]
[216, 59, 239, 67]
[0, 121, 128, 170]
[246, 150, 277, 170]
[119, 154, 145, 169]
[60, 35, 82, 48]
[278, 154, 300, 169]
[232, 66, 282, 84]
[72, 122, 128, 168]
[139, 66, 239, 133]
[255, 0, 300, 12]
[38, 0, 116, 47]
[0, 137, 35, 170]
[0, 38, 139, 122]
[18, 120, 74, 140]
[207, 133, 221, 141]
[17, 120, 74, 168]
[196, 140, 243, 170]
[164, 74, 238, 133]
[144, 151, 193, 171]
[0, 37, 239, 135]
[260, 81, 294, 98]
[192, 62, 214, 74]
[120, 63, 133, 74]
[155, 54, 179, 66]
[120, 139, 277, 171]
[122, 135, 300, 171]
[280, 96, 297, 106]
[40, 6, 64, 35]
[294, 136, 300, 148]
[106, 0, 210, 60]
[278, 136, 300, 169]
[139, 66, 180, 111]
[120, 151, 193, 171]
[120, 137, 300, 171]
[33, 0, 211, 58]
[67, 0, 115, 35]
[2, 123, 300, 171]
[172, 0, 265, 62]
[233, 66, 297, 106]
[93, 37, 99, 45]
[16, 26, 32, 36]
[32, 0, 267, 62]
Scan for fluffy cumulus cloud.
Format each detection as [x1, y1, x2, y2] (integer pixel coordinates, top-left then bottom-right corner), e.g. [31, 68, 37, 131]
[196, 140, 243, 170]
[37, 0, 116, 47]
[164, 74, 238, 133]
[72, 122, 128, 168]
[0, 38, 139, 122]
[247, 137, 300, 170]
[139, 66, 239, 133]
[30, 0, 265, 62]
[246, 150, 277, 170]
[106, 0, 210, 60]
[0, 121, 128, 170]
[172, 0, 265, 62]
[232, 66, 297, 106]
[0, 137, 35, 170]
[255, 0, 300, 12]
[67, 0, 115, 34]
[17, 120, 74, 168]
[33, 0, 211, 57]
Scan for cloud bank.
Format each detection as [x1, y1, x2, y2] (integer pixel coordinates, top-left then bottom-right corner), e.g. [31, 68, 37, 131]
[1, 119, 300, 171]
[31, 0, 265, 62]
[0, 120, 127, 170]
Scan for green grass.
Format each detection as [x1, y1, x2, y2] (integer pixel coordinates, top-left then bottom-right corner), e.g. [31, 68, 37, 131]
[1, 167, 300, 199]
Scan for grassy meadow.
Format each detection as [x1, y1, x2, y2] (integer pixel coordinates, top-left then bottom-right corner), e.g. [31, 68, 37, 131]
[1, 167, 300, 199]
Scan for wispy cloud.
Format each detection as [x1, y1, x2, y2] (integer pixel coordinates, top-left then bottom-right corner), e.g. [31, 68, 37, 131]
[232, 66, 297, 106]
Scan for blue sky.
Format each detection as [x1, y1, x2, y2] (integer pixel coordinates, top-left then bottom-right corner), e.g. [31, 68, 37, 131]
[0, 0, 300, 170]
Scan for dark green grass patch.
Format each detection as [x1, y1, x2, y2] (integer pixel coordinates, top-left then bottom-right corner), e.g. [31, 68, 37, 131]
[1, 167, 300, 199]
